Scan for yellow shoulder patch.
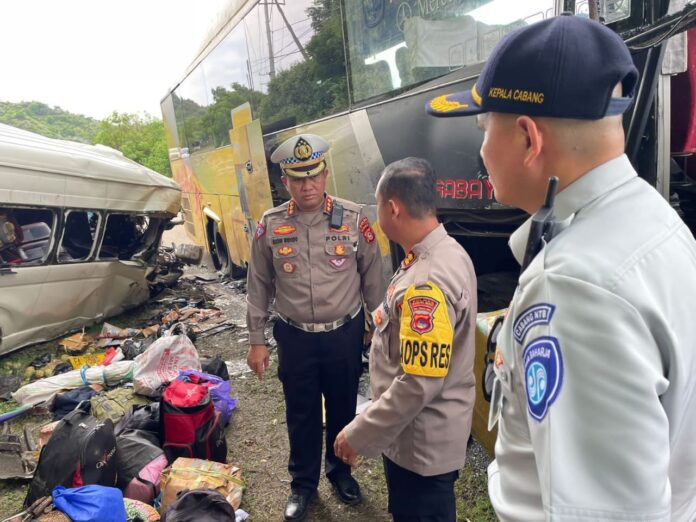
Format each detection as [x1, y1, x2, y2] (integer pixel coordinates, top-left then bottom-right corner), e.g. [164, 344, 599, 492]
[399, 282, 453, 378]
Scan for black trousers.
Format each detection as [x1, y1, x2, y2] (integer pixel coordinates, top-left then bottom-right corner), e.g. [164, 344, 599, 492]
[383, 456, 459, 522]
[274, 311, 364, 494]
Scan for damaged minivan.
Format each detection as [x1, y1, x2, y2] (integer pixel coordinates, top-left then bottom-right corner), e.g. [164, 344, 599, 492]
[0, 123, 181, 355]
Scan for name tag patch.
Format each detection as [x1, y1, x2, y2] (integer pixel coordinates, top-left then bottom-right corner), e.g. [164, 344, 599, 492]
[523, 336, 563, 422]
[399, 282, 453, 378]
[513, 303, 555, 344]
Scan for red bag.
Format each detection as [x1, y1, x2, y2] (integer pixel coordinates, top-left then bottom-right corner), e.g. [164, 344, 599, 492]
[162, 380, 209, 408]
[159, 380, 227, 464]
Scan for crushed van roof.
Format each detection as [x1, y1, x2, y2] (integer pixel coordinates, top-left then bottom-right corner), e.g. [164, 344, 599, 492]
[0, 123, 181, 214]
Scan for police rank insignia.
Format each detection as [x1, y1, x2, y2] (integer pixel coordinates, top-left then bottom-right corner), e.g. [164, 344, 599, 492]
[401, 251, 416, 270]
[358, 217, 375, 243]
[399, 282, 453, 378]
[287, 200, 296, 216]
[255, 222, 266, 240]
[523, 336, 563, 422]
[282, 262, 295, 274]
[274, 224, 296, 235]
[278, 246, 294, 256]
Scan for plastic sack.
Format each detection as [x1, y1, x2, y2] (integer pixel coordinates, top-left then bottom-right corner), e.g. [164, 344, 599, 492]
[177, 369, 236, 425]
[52, 485, 127, 522]
[133, 326, 201, 397]
[12, 361, 136, 406]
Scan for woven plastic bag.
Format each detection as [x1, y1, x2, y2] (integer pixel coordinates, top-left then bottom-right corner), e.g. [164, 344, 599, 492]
[133, 325, 200, 397]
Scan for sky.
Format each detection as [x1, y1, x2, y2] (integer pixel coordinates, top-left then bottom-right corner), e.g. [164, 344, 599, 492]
[0, 0, 230, 120]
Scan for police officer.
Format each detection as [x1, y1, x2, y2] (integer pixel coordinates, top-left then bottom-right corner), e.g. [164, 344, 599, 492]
[427, 14, 696, 521]
[246, 134, 385, 521]
[334, 157, 477, 522]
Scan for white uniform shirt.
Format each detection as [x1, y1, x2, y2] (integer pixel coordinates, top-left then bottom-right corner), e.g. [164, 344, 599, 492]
[488, 155, 696, 521]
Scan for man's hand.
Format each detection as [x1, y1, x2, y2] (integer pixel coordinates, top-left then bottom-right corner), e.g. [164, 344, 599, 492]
[247, 344, 270, 380]
[334, 430, 359, 468]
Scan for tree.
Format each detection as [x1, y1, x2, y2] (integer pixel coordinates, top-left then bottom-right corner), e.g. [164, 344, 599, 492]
[93, 112, 171, 177]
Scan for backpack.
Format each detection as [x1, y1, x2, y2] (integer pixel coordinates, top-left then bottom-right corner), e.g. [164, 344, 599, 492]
[115, 402, 160, 437]
[159, 380, 227, 464]
[201, 355, 230, 381]
[116, 429, 168, 504]
[161, 489, 235, 522]
[25, 401, 117, 507]
[90, 386, 150, 425]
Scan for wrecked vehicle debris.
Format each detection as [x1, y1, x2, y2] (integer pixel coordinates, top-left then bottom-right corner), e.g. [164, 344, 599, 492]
[0, 122, 186, 356]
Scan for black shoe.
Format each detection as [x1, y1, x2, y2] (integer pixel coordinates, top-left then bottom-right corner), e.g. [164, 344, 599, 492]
[329, 474, 362, 506]
[283, 491, 315, 522]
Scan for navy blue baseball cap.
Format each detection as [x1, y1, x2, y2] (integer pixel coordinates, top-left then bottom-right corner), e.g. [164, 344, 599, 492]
[427, 14, 638, 120]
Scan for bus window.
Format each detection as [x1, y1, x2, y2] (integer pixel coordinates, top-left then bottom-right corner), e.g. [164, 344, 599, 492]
[244, 0, 349, 129]
[203, 24, 256, 148]
[58, 210, 99, 262]
[343, 0, 555, 103]
[98, 214, 161, 261]
[0, 208, 54, 266]
[575, 0, 631, 24]
[172, 66, 211, 153]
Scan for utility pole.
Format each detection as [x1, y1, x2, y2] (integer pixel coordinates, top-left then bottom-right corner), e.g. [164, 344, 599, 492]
[263, 0, 276, 80]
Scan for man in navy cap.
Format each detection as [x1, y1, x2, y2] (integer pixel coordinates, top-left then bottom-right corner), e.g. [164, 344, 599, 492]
[428, 13, 696, 522]
[246, 133, 385, 521]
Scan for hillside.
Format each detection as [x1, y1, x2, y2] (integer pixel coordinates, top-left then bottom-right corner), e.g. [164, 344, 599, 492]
[0, 100, 99, 143]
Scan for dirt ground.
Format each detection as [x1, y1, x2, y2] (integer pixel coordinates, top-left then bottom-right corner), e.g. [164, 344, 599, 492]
[0, 263, 496, 521]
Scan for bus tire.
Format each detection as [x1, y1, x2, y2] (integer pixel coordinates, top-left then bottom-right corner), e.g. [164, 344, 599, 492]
[209, 221, 246, 278]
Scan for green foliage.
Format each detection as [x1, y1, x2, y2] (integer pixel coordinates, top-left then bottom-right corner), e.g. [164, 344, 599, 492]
[94, 112, 171, 177]
[0, 101, 99, 143]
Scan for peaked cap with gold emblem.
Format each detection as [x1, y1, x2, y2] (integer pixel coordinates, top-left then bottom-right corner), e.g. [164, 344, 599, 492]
[270, 134, 330, 178]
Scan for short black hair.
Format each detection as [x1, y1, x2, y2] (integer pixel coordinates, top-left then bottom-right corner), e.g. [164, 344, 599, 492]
[377, 157, 437, 218]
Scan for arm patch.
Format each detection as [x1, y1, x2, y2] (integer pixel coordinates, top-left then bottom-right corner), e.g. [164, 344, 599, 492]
[399, 282, 454, 377]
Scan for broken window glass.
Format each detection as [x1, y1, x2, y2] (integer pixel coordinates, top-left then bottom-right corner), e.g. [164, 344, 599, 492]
[0, 207, 54, 266]
[98, 214, 163, 261]
[58, 210, 100, 262]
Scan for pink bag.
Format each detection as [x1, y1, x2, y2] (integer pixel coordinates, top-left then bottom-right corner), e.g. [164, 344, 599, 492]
[122, 454, 169, 503]
[133, 325, 201, 397]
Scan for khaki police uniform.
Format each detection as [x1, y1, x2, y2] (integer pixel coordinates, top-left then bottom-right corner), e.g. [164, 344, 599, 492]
[246, 192, 384, 494]
[488, 155, 696, 521]
[342, 224, 476, 519]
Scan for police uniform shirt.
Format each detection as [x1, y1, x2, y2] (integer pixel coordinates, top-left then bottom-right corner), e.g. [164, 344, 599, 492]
[246, 195, 384, 344]
[342, 224, 477, 476]
[488, 155, 696, 522]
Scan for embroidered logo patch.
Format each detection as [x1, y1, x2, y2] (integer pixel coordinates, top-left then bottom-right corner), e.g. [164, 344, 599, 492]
[330, 224, 350, 233]
[282, 262, 295, 274]
[399, 282, 453, 378]
[329, 258, 347, 268]
[278, 246, 294, 256]
[255, 223, 266, 240]
[274, 224, 296, 236]
[334, 244, 346, 256]
[401, 251, 416, 270]
[359, 217, 375, 243]
[513, 303, 556, 344]
[523, 336, 563, 422]
[407, 296, 438, 334]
